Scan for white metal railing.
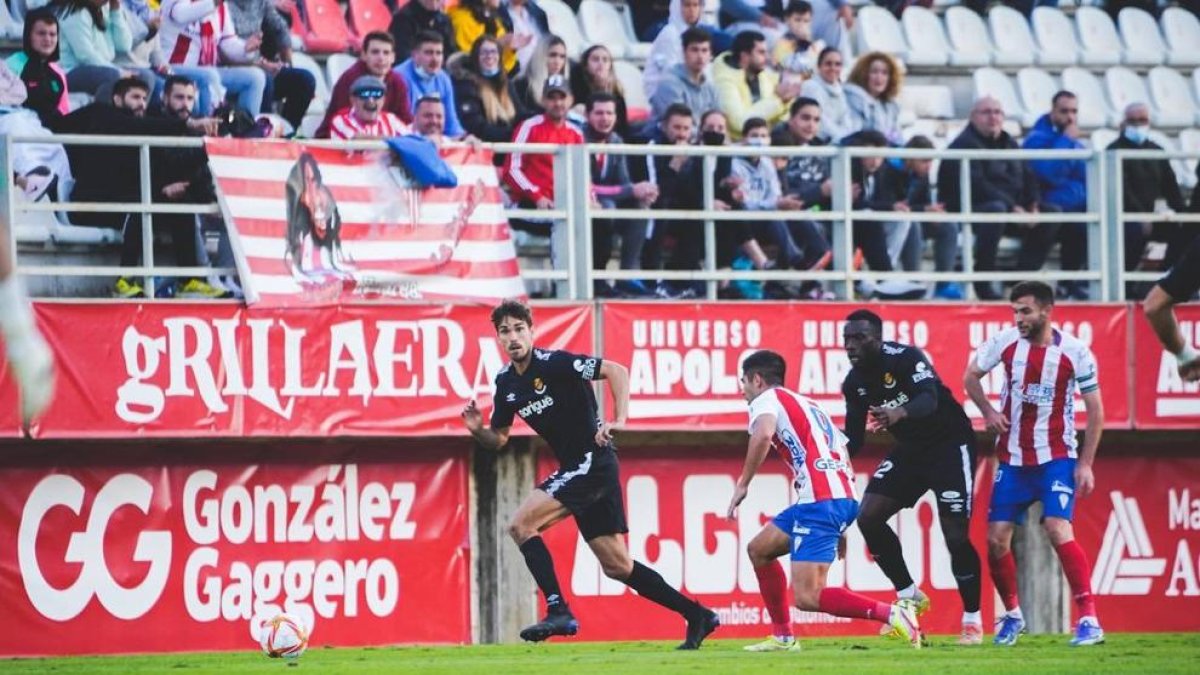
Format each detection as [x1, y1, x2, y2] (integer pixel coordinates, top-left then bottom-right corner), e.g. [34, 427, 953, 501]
[4, 134, 1196, 302]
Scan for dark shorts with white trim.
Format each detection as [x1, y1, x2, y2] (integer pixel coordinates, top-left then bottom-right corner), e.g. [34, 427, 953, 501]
[538, 448, 628, 541]
[864, 436, 979, 519]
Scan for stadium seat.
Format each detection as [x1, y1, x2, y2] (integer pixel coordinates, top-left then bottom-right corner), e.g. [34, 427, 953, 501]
[0, 0, 20, 40]
[326, 53, 357, 94]
[899, 84, 955, 119]
[613, 60, 650, 122]
[901, 7, 964, 67]
[1146, 67, 1197, 128]
[1016, 67, 1058, 123]
[988, 6, 1038, 67]
[1116, 8, 1166, 67]
[855, 7, 913, 64]
[1087, 127, 1118, 151]
[290, 52, 330, 117]
[944, 7, 993, 67]
[1073, 7, 1123, 67]
[1104, 67, 1156, 126]
[66, 92, 93, 112]
[347, 0, 392, 42]
[1030, 7, 1079, 67]
[1159, 7, 1200, 68]
[1145, 131, 1190, 190]
[540, 0, 590, 60]
[973, 68, 1031, 127]
[287, 0, 355, 53]
[1178, 128, 1200, 189]
[1061, 67, 1115, 128]
[579, 1, 631, 60]
[1195, 69, 1200, 112]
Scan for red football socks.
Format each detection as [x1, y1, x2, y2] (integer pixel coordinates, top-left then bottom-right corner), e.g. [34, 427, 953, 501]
[989, 550, 1020, 612]
[754, 560, 793, 637]
[1055, 540, 1098, 618]
[818, 587, 892, 623]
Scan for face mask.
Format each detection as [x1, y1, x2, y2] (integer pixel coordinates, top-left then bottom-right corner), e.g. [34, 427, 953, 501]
[745, 137, 767, 147]
[701, 130, 725, 146]
[481, 65, 501, 77]
[1123, 124, 1149, 145]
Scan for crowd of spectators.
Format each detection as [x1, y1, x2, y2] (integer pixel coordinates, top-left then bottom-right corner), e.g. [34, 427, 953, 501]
[3, 0, 1197, 301]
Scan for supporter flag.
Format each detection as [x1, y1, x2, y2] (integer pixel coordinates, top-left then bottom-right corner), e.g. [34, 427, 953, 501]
[205, 138, 526, 306]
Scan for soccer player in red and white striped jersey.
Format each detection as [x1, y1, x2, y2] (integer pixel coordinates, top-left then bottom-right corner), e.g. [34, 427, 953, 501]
[730, 350, 922, 652]
[964, 281, 1106, 647]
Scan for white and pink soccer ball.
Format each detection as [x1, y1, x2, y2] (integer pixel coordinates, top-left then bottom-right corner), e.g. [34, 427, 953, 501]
[257, 613, 310, 659]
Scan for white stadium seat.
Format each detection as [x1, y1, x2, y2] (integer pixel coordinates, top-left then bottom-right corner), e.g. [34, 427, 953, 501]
[579, 0, 649, 61]
[1178, 128, 1200, 189]
[901, 84, 956, 119]
[1145, 131, 1190, 191]
[1062, 66, 1116, 128]
[1195, 69, 1200, 111]
[855, 7, 912, 63]
[540, 0, 590, 60]
[1146, 67, 1198, 128]
[1031, 7, 1079, 67]
[325, 53, 356, 94]
[1116, 8, 1166, 67]
[988, 6, 1038, 67]
[901, 7, 955, 67]
[1016, 67, 1059, 125]
[1160, 7, 1200, 67]
[944, 7, 993, 67]
[613, 60, 649, 112]
[1104, 67, 1156, 126]
[973, 68, 1030, 126]
[1074, 7, 1124, 67]
[1087, 128, 1119, 152]
[290, 52, 329, 116]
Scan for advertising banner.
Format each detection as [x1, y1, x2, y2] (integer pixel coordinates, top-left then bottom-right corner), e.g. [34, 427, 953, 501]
[0, 442, 470, 655]
[1131, 305, 1200, 429]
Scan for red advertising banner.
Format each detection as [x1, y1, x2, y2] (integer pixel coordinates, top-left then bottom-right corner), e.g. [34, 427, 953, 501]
[1132, 305, 1200, 429]
[602, 302, 1131, 431]
[0, 351, 23, 438]
[540, 445, 995, 639]
[0, 442, 471, 656]
[31, 302, 592, 438]
[1073, 451, 1200, 632]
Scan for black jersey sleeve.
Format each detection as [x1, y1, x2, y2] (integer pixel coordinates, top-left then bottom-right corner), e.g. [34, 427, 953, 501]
[895, 346, 939, 419]
[841, 374, 868, 454]
[1157, 235, 1200, 302]
[489, 375, 516, 430]
[544, 350, 604, 382]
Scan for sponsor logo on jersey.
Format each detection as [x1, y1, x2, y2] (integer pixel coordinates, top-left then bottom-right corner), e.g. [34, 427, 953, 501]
[518, 396, 555, 418]
[533, 377, 546, 395]
[534, 349, 552, 361]
[882, 344, 906, 355]
[573, 358, 598, 379]
[1012, 382, 1056, 405]
[912, 361, 934, 383]
[879, 392, 910, 409]
[883, 372, 896, 389]
[813, 458, 847, 472]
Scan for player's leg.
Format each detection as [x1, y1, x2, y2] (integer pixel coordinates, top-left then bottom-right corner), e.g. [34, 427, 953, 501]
[987, 461, 1035, 645]
[508, 488, 575, 641]
[1037, 459, 1103, 646]
[0, 229, 54, 425]
[930, 440, 984, 644]
[858, 455, 927, 610]
[743, 521, 798, 651]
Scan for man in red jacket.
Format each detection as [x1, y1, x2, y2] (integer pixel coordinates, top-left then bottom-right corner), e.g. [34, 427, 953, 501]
[503, 75, 583, 222]
[316, 31, 412, 138]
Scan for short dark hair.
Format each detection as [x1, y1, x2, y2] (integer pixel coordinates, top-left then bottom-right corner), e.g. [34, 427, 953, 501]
[851, 129, 889, 148]
[23, 8, 59, 62]
[700, 109, 725, 128]
[1051, 90, 1077, 107]
[113, 76, 149, 98]
[662, 102, 693, 124]
[362, 30, 394, 52]
[163, 74, 195, 96]
[742, 350, 787, 386]
[586, 91, 618, 112]
[415, 30, 444, 49]
[731, 30, 765, 58]
[905, 134, 934, 150]
[784, 0, 813, 17]
[1009, 280, 1055, 306]
[845, 309, 883, 337]
[817, 46, 841, 66]
[491, 299, 533, 330]
[742, 116, 768, 137]
[416, 93, 444, 108]
[790, 96, 820, 118]
[681, 26, 711, 50]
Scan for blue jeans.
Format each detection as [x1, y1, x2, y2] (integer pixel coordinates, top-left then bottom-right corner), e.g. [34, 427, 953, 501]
[218, 66, 267, 117]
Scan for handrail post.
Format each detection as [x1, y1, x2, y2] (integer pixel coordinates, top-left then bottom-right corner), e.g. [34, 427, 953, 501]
[1086, 149, 1105, 301]
[564, 144, 592, 300]
[552, 145, 570, 298]
[0, 136, 14, 280]
[959, 157, 974, 300]
[1105, 151, 1125, 301]
[139, 144, 156, 296]
[831, 148, 852, 299]
[702, 154, 717, 300]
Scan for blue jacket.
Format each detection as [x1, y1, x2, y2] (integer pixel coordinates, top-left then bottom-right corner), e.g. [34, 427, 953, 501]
[1021, 113, 1087, 212]
[395, 58, 466, 138]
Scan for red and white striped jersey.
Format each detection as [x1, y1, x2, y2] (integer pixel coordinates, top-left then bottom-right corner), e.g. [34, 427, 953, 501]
[747, 386, 857, 504]
[160, 0, 235, 67]
[329, 110, 410, 140]
[974, 327, 1100, 466]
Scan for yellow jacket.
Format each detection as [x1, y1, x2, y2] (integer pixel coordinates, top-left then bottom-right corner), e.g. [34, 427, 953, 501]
[448, 6, 518, 74]
[712, 54, 790, 139]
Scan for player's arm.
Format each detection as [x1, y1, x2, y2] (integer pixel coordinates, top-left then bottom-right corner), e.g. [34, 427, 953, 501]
[841, 378, 868, 455]
[594, 359, 629, 445]
[964, 361, 1009, 434]
[869, 349, 938, 429]
[1076, 388, 1104, 497]
[728, 412, 777, 518]
[461, 399, 511, 450]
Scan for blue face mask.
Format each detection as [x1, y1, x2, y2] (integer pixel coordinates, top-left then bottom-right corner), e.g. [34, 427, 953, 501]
[1124, 124, 1149, 145]
[481, 65, 501, 77]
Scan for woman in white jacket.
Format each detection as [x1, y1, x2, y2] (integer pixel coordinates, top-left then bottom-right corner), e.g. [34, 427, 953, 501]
[798, 46, 854, 143]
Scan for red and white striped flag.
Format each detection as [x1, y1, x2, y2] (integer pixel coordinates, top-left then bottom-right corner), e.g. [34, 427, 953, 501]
[206, 138, 527, 306]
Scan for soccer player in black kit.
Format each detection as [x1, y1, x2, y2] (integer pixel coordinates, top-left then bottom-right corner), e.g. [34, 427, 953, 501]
[841, 309, 985, 645]
[461, 300, 720, 649]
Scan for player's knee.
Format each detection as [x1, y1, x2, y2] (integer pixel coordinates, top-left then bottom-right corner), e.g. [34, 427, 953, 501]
[600, 558, 633, 580]
[507, 519, 534, 544]
[794, 587, 821, 612]
[746, 539, 773, 568]
[1042, 518, 1073, 545]
[986, 533, 1010, 559]
[940, 517, 972, 549]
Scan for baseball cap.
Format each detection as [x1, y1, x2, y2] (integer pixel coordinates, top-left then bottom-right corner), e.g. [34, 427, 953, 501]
[351, 75, 387, 98]
[543, 75, 570, 97]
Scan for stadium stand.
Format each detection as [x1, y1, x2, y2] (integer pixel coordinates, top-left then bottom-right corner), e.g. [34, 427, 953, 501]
[1147, 66, 1198, 128]
[540, 0, 589, 59]
[900, 6, 957, 67]
[987, 6, 1038, 68]
[1116, 7, 1168, 67]
[1074, 6, 1125, 67]
[1160, 6, 1200, 67]
[1029, 7, 1077, 67]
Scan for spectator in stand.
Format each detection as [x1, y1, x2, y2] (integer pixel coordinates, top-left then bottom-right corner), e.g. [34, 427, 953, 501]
[511, 34, 568, 118]
[718, 0, 785, 43]
[450, 35, 529, 143]
[1023, 90, 1089, 300]
[773, 97, 836, 212]
[58, 77, 220, 298]
[773, 1, 824, 90]
[449, 0, 530, 75]
[0, 58, 72, 206]
[585, 92, 659, 298]
[396, 30, 467, 138]
[799, 47, 854, 143]
[844, 51, 903, 145]
[571, 45, 633, 140]
[643, 0, 731, 100]
[637, 103, 697, 297]
[330, 75, 411, 140]
[503, 75, 583, 241]
[713, 30, 801, 140]
[7, 10, 70, 128]
[938, 96, 1063, 301]
[649, 26, 717, 129]
[414, 94, 473, 147]
[158, 0, 266, 117]
[720, 0, 851, 48]
[500, 0, 548, 76]
[224, 0, 316, 132]
[53, 0, 157, 101]
[901, 135, 961, 300]
[389, 0, 456, 61]
[318, 31, 410, 138]
[848, 129, 925, 299]
[1109, 102, 1188, 293]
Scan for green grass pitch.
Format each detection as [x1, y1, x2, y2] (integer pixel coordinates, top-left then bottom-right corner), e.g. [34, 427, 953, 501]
[2, 634, 1197, 674]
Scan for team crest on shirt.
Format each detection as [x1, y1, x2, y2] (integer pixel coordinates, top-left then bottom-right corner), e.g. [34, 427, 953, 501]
[883, 372, 897, 388]
[533, 377, 546, 394]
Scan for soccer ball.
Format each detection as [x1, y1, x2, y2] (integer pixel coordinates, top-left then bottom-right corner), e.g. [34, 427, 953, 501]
[258, 613, 310, 659]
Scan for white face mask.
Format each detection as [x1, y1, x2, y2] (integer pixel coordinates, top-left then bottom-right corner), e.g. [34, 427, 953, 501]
[745, 137, 767, 147]
[1123, 124, 1149, 145]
